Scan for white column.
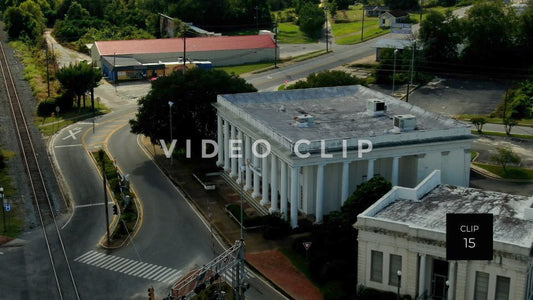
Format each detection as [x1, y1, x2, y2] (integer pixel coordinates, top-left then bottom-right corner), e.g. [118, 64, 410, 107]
[223, 121, 230, 171]
[367, 159, 375, 180]
[260, 151, 270, 205]
[269, 155, 279, 213]
[290, 166, 299, 228]
[315, 164, 325, 224]
[230, 125, 237, 178]
[280, 160, 288, 220]
[252, 142, 261, 198]
[418, 254, 427, 297]
[244, 135, 252, 191]
[341, 161, 350, 205]
[236, 130, 243, 184]
[216, 116, 223, 167]
[447, 261, 456, 300]
[392, 156, 400, 186]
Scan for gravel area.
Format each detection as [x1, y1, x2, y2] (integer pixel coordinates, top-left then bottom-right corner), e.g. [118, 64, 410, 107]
[0, 22, 67, 230]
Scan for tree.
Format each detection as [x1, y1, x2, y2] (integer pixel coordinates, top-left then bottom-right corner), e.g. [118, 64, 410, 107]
[503, 117, 518, 135]
[490, 147, 520, 172]
[462, 1, 517, 64]
[419, 10, 462, 63]
[471, 117, 486, 133]
[341, 175, 392, 224]
[384, 0, 419, 10]
[298, 2, 325, 37]
[56, 62, 102, 109]
[3, 0, 45, 41]
[129, 68, 256, 154]
[286, 70, 367, 89]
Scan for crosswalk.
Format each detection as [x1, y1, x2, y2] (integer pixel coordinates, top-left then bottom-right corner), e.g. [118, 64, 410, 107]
[74, 250, 183, 284]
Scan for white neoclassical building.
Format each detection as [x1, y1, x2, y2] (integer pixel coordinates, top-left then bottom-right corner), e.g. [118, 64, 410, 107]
[214, 85, 473, 228]
[356, 170, 533, 300]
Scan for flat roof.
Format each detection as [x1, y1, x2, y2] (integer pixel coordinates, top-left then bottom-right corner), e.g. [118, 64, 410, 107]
[217, 85, 470, 151]
[373, 184, 533, 248]
[95, 35, 275, 56]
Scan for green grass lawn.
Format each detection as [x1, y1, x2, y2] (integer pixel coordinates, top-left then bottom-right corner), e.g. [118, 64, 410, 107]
[473, 162, 533, 180]
[0, 149, 23, 237]
[277, 22, 318, 44]
[331, 14, 389, 45]
[215, 62, 276, 75]
[458, 114, 533, 127]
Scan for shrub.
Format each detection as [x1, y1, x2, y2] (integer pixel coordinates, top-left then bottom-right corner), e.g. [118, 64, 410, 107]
[37, 98, 57, 116]
[262, 213, 291, 239]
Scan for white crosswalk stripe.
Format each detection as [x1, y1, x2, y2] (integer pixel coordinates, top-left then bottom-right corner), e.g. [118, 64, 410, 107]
[75, 250, 182, 283]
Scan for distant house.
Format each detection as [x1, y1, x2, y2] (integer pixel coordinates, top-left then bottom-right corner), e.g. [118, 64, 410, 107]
[356, 170, 533, 300]
[379, 9, 409, 28]
[363, 6, 389, 17]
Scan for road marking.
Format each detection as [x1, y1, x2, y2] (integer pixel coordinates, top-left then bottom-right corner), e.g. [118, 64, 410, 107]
[75, 202, 113, 208]
[54, 144, 83, 148]
[62, 127, 82, 140]
[77, 122, 99, 125]
[75, 250, 182, 283]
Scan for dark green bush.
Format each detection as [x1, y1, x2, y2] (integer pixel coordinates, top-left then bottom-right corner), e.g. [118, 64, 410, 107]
[37, 98, 57, 116]
[262, 213, 291, 239]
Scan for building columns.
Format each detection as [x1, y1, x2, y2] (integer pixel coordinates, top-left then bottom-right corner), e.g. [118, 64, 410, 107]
[252, 141, 261, 198]
[341, 161, 350, 204]
[290, 166, 299, 228]
[244, 135, 252, 191]
[216, 116, 223, 167]
[315, 164, 325, 224]
[392, 156, 400, 186]
[260, 152, 270, 205]
[280, 160, 288, 221]
[418, 254, 427, 297]
[236, 130, 243, 184]
[230, 125, 237, 178]
[367, 159, 375, 180]
[447, 261, 456, 300]
[269, 155, 279, 213]
[223, 121, 230, 172]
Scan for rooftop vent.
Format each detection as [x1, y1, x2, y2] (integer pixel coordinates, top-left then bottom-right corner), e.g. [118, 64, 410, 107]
[294, 114, 315, 128]
[367, 99, 386, 116]
[393, 114, 416, 131]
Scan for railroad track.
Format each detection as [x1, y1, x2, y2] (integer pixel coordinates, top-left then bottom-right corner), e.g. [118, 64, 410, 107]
[0, 39, 80, 299]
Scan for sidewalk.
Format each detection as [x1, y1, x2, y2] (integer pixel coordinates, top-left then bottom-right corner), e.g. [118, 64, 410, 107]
[139, 137, 322, 300]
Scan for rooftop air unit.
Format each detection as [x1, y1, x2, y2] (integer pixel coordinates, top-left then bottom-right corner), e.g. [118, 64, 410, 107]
[294, 114, 315, 128]
[367, 99, 386, 116]
[393, 114, 417, 131]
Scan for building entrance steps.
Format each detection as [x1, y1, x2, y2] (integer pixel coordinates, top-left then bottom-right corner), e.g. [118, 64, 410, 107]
[221, 172, 270, 216]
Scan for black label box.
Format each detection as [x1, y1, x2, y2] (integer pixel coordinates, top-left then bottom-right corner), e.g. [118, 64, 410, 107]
[446, 213, 493, 260]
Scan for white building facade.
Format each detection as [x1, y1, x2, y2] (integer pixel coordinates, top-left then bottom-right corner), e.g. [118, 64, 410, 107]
[356, 170, 533, 300]
[214, 86, 473, 228]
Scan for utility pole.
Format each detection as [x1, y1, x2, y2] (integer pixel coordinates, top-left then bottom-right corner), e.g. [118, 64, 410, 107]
[99, 150, 111, 246]
[419, 0, 424, 24]
[361, 6, 365, 41]
[392, 49, 398, 96]
[406, 41, 416, 102]
[1, 187, 5, 233]
[273, 22, 278, 68]
[255, 6, 259, 32]
[324, 5, 329, 53]
[45, 42, 50, 98]
[182, 24, 187, 75]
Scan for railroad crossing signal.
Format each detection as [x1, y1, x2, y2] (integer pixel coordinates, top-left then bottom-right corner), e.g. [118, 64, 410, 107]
[112, 204, 118, 215]
[148, 286, 155, 300]
[4, 204, 11, 212]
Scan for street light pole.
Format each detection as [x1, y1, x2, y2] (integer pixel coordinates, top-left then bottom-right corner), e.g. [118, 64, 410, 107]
[0, 187, 5, 233]
[324, 5, 329, 53]
[392, 49, 398, 96]
[168, 101, 174, 165]
[397, 270, 402, 300]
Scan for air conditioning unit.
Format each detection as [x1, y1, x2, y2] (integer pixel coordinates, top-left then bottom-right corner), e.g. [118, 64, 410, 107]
[367, 99, 386, 116]
[294, 114, 315, 128]
[393, 114, 416, 131]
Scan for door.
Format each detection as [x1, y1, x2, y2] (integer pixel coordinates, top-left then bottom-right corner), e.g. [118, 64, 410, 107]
[431, 259, 448, 299]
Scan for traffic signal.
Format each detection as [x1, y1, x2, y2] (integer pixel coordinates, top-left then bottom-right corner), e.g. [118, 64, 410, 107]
[148, 286, 154, 300]
[113, 204, 118, 215]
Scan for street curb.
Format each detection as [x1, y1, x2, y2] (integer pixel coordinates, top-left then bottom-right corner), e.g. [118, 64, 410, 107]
[137, 136, 293, 300]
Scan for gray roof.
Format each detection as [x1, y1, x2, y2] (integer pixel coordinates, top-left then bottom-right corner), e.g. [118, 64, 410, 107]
[374, 38, 416, 50]
[373, 185, 533, 248]
[217, 85, 470, 150]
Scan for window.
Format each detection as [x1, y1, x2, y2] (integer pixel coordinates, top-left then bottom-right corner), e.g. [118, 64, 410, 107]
[389, 254, 402, 286]
[474, 271, 489, 300]
[370, 250, 383, 282]
[495, 276, 510, 300]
